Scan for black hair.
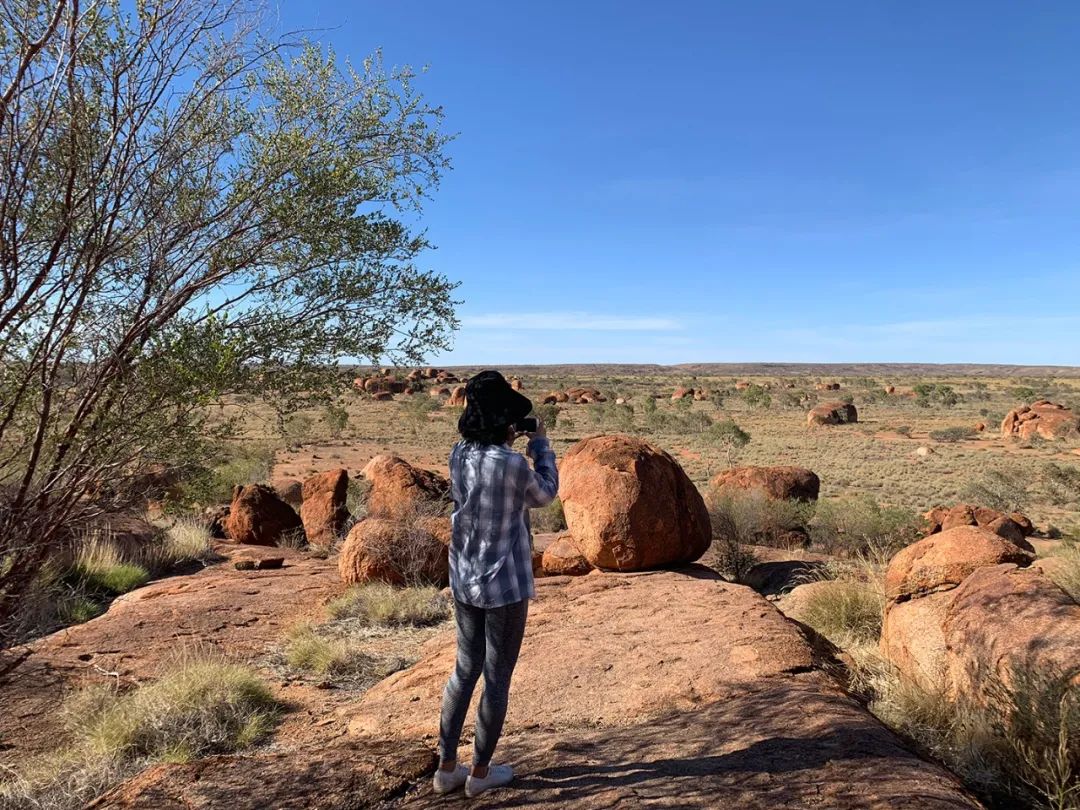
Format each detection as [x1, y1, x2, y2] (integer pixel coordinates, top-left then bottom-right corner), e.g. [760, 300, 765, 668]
[457, 370, 532, 446]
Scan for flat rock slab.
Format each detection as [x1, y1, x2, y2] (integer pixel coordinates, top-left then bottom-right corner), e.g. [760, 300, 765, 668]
[347, 568, 980, 809]
[401, 677, 977, 808]
[0, 546, 341, 764]
[87, 739, 434, 810]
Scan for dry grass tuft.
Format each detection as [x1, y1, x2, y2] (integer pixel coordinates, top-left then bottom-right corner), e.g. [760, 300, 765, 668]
[0, 652, 279, 810]
[325, 583, 450, 627]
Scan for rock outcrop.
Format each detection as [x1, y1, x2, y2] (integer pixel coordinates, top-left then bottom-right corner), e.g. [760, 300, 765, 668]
[558, 435, 711, 570]
[223, 484, 304, 546]
[807, 401, 858, 426]
[1001, 400, 1080, 440]
[709, 465, 820, 501]
[299, 469, 350, 545]
[360, 455, 449, 521]
[922, 503, 1034, 543]
[876, 525, 1080, 698]
[347, 569, 981, 809]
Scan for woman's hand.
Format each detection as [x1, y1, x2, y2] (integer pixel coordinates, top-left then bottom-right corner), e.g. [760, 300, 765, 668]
[527, 416, 546, 440]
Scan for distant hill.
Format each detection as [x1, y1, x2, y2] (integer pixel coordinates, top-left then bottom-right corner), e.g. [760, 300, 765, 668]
[350, 362, 1080, 378]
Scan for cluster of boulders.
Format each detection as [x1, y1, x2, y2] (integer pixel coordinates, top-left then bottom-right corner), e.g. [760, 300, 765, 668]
[879, 524, 1079, 697]
[338, 455, 452, 586]
[352, 368, 462, 403]
[212, 468, 351, 549]
[814, 382, 841, 391]
[807, 401, 858, 427]
[922, 503, 1034, 546]
[1000, 400, 1080, 440]
[541, 387, 607, 404]
[671, 387, 712, 401]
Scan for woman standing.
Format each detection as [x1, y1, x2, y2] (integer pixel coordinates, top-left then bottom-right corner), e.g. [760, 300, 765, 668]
[432, 370, 558, 798]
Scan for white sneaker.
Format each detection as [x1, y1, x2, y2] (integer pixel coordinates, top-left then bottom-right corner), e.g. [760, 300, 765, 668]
[432, 764, 468, 794]
[465, 764, 514, 798]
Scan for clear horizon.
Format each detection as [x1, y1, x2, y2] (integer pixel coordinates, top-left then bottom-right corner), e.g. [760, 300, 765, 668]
[278, 2, 1080, 366]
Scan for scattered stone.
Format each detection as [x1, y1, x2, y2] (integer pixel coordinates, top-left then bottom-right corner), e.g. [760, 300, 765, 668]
[672, 386, 694, 400]
[923, 503, 1035, 540]
[558, 434, 711, 570]
[233, 556, 285, 571]
[914, 446, 934, 457]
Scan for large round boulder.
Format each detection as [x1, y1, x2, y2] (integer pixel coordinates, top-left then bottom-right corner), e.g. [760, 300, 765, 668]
[361, 455, 450, 521]
[338, 516, 450, 586]
[709, 465, 820, 502]
[299, 469, 350, 545]
[807, 401, 858, 427]
[223, 484, 304, 546]
[558, 435, 711, 570]
[883, 525, 1034, 601]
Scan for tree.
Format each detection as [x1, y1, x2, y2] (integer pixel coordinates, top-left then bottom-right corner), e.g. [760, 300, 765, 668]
[708, 418, 751, 465]
[0, 0, 456, 639]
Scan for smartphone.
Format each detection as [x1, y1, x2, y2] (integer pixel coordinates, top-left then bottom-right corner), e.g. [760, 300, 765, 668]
[515, 417, 539, 433]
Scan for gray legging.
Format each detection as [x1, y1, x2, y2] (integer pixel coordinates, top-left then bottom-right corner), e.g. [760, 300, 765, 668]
[438, 598, 529, 767]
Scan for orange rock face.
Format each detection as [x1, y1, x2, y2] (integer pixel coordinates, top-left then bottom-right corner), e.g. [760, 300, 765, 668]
[1001, 400, 1080, 440]
[672, 386, 695, 400]
[338, 516, 450, 586]
[709, 465, 820, 501]
[446, 385, 466, 407]
[883, 525, 1034, 601]
[540, 533, 593, 576]
[299, 469, 350, 545]
[361, 455, 450, 521]
[558, 434, 711, 570]
[223, 484, 303, 546]
[807, 401, 858, 426]
[923, 503, 1034, 541]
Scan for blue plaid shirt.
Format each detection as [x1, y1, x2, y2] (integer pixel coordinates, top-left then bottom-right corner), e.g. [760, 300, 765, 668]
[448, 437, 559, 608]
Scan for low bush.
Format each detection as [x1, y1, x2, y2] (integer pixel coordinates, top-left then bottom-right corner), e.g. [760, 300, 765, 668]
[531, 497, 566, 533]
[0, 653, 280, 809]
[283, 623, 409, 684]
[326, 583, 450, 626]
[929, 426, 976, 443]
[963, 467, 1031, 513]
[809, 496, 921, 558]
[706, 490, 812, 551]
[1043, 463, 1080, 507]
[68, 537, 150, 597]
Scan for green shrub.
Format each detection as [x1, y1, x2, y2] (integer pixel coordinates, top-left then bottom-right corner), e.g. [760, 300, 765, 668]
[742, 384, 772, 409]
[809, 496, 921, 558]
[929, 426, 976, 443]
[69, 538, 150, 596]
[323, 403, 349, 437]
[325, 583, 450, 627]
[963, 467, 1031, 513]
[707, 490, 812, 551]
[531, 497, 567, 533]
[1043, 463, 1080, 507]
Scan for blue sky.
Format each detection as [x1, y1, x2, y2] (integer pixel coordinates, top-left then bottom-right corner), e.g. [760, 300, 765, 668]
[276, 1, 1080, 365]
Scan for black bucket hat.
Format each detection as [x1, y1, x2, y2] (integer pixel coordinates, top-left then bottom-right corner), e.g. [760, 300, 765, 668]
[458, 370, 533, 437]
